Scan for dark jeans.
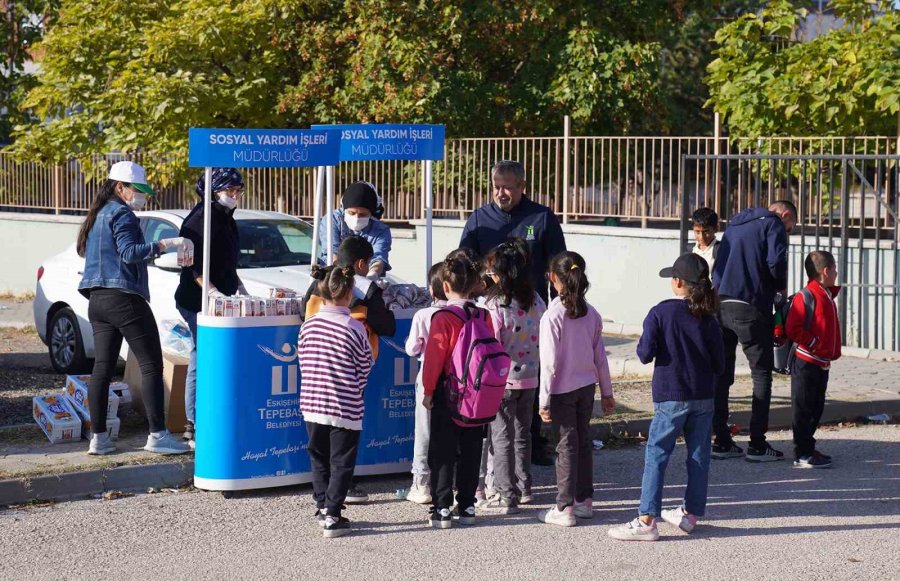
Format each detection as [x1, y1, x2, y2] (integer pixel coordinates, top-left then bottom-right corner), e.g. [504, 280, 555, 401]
[428, 387, 484, 510]
[88, 289, 165, 433]
[550, 384, 594, 510]
[490, 388, 535, 499]
[791, 358, 829, 459]
[306, 422, 361, 517]
[714, 300, 774, 447]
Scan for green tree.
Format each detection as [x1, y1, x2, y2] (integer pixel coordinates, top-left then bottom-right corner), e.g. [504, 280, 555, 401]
[0, 0, 59, 143]
[9, 0, 761, 180]
[705, 0, 900, 137]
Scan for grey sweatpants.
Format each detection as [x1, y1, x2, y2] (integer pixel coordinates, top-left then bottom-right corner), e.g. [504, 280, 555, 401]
[490, 388, 536, 500]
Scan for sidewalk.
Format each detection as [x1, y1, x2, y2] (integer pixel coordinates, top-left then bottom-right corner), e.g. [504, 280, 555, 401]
[1, 332, 897, 506]
[0, 298, 32, 329]
[597, 334, 900, 438]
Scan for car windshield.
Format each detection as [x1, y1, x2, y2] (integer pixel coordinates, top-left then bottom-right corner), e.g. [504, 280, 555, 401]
[236, 220, 313, 268]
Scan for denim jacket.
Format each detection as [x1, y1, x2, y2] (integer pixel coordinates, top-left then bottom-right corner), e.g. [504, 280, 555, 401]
[318, 208, 392, 271]
[78, 199, 159, 301]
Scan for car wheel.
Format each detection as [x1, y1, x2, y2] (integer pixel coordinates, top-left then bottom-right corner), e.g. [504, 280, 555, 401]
[49, 307, 92, 374]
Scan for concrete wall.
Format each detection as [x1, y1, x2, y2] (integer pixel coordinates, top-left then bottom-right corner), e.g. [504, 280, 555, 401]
[4, 212, 897, 349]
[0, 213, 81, 295]
[390, 220, 682, 328]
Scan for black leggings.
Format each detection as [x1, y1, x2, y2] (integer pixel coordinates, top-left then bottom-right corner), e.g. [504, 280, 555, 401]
[87, 289, 166, 433]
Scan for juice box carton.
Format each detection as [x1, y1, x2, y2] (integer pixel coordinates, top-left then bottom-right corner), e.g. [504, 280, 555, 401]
[65, 375, 119, 419]
[33, 395, 82, 444]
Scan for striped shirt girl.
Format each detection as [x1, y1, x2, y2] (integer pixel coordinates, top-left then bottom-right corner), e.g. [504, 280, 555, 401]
[299, 305, 374, 430]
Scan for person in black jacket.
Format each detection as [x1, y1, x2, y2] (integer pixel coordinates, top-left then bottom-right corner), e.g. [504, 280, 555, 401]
[174, 168, 248, 444]
[459, 159, 567, 466]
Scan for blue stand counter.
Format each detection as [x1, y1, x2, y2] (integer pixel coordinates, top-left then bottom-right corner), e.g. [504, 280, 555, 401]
[194, 311, 417, 491]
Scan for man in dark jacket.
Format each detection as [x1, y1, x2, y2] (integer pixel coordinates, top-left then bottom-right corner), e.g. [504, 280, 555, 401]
[459, 160, 567, 466]
[711, 200, 797, 463]
[459, 160, 567, 305]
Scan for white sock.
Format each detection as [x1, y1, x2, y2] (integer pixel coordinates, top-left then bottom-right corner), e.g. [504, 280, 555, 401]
[93, 431, 110, 442]
[150, 430, 168, 439]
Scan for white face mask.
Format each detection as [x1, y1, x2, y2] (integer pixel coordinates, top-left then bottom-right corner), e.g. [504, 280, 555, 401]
[344, 213, 370, 232]
[217, 193, 237, 210]
[126, 192, 147, 211]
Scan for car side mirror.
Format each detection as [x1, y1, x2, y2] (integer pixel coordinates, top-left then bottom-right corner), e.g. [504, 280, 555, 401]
[154, 252, 181, 272]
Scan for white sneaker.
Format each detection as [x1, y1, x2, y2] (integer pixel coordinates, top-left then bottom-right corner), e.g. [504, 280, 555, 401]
[87, 433, 116, 456]
[608, 518, 660, 541]
[661, 506, 698, 533]
[406, 478, 432, 505]
[144, 431, 192, 455]
[538, 506, 576, 527]
[573, 499, 594, 519]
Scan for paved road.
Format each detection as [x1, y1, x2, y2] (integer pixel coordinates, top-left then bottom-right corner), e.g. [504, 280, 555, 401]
[1, 425, 897, 580]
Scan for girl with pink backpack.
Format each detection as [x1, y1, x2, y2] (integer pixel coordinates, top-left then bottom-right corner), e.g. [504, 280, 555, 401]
[422, 251, 511, 529]
[538, 251, 615, 527]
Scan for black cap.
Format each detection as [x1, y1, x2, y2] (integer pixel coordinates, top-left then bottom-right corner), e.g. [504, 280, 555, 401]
[341, 182, 378, 214]
[659, 253, 709, 284]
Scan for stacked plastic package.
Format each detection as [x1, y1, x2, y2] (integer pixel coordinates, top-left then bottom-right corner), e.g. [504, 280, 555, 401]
[207, 288, 303, 317]
[33, 375, 132, 444]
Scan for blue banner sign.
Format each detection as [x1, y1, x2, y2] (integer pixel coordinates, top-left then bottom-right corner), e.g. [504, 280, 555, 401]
[188, 128, 342, 168]
[311, 123, 445, 161]
[194, 314, 416, 491]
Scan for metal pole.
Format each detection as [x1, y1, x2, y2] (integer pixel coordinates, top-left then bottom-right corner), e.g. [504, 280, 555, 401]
[679, 154, 689, 254]
[310, 166, 325, 267]
[325, 165, 335, 264]
[424, 159, 433, 280]
[562, 115, 570, 224]
[201, 166, 213, 315]
[714, 112, 722, 216]
[839, 160, 850, 346]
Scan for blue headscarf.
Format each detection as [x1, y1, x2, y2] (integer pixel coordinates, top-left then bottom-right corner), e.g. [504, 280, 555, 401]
[195, 168, 244, 198]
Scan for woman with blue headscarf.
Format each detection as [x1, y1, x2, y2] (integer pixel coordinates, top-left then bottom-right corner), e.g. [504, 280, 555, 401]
[174, 167, 247, 445]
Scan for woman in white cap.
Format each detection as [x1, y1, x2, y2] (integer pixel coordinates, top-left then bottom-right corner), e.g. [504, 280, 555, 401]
[76, 161, 193, 456]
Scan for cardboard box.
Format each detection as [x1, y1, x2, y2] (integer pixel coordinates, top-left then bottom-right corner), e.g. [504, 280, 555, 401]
[112, 384, 132, 408]
[66, 397, 122, 440]
[124, 350, 188, 433]
[65, 375, 120, 419]
[33, 395, 82, 444]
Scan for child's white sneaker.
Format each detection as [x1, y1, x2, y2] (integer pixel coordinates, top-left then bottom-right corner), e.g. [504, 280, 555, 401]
[573, 499, 593, 519]
[661, 506, 697, 533]
[608, 517, 660, 541]
[538, 506, 576, 527]
[406, 476, 432, 504]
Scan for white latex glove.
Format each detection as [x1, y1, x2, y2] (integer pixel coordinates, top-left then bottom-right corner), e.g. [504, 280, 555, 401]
[236, 283, 249, 296]
[365, 271, 380, 281]
[158, 237, 192, 253]
[208, 287, 226, 299]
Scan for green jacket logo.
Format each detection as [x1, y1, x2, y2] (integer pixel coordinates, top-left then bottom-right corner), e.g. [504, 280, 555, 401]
[525, 225, 536, 241]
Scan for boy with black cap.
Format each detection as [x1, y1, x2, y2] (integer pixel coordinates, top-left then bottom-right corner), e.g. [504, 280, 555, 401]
[319, 181, 392, 279]
[609, 254, 725, 541]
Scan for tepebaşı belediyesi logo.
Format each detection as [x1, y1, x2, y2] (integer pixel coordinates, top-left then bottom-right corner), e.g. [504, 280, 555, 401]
[258, 342, 298, 395]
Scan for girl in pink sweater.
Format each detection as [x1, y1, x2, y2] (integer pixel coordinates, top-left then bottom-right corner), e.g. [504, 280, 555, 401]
[538, 251, 614, 527]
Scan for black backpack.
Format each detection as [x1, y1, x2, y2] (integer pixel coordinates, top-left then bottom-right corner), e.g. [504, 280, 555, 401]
[774, 288, 816, 375]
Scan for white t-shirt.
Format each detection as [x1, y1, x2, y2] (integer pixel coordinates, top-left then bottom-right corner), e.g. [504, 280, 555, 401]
[693, 242, 717, 275]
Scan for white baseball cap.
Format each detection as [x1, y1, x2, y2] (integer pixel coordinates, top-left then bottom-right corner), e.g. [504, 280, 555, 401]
[108, 161, 157, 196]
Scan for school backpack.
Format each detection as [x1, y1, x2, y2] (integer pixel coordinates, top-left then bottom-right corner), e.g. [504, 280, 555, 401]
[435, 304, 511, 427]
[773, 288, 816, 375]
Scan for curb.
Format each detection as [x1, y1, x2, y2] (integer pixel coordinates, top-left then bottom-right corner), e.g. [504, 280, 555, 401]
[592, 399, 900, 440]
[607, 355, 752, 378]
[0, 461, 194, 507]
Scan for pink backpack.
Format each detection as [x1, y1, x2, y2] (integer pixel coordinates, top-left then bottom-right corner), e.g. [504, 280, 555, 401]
[436, 304, 511, 427]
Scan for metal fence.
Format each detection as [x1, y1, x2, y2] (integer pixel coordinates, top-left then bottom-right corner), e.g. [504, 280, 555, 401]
[679, 153, 900, 352]
[1, 136, 898, 225]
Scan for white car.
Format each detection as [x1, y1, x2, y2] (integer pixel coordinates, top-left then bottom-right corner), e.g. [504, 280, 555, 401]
[35, 209, 334, 374]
